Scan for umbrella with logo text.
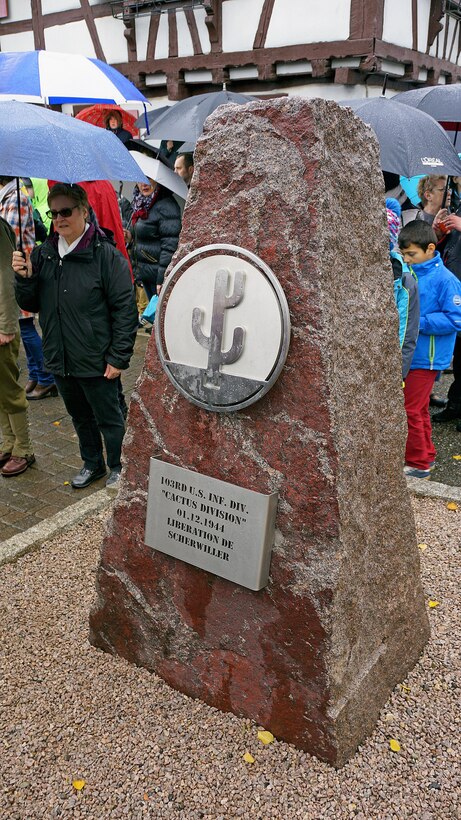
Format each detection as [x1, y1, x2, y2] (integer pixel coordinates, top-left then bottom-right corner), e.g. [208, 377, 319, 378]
[338, 96, 461, 177]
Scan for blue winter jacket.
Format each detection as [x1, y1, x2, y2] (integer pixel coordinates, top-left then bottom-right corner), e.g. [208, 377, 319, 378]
[409, 251, 461, 370]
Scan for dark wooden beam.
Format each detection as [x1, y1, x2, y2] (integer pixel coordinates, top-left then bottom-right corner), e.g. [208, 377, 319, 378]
[427, 0, 444, 51]
[0, 2, 112, 34]
[412, 0, 418, 52]
[349, 0, 385, 39]
[168, 9, 178, 58]
[253, 0, 275, 50]
[30, 0, 45, 50]
[204, 0, 222, 53]
[79, 0, 105, 61]
[147, 13, 161, 60]
[184, 8, 202, 56]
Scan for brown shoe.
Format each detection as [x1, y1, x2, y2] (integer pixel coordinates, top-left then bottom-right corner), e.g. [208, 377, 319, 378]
[27, 384, 58, 401]
[0, 451, 12, 468]
[25, 379, 37, 394]
[1, 454, 36, 476]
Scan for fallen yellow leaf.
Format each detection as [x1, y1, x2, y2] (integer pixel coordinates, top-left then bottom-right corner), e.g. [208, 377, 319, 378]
[389, 739, 401, 752]
[452, 455, 461, 461]
[143, 793, 149, 801]
[72, 779, 85, 791]
[446, 501, 458, 511]
[52, 421, 61, 427]
[418, 543, 428, 551]
[257, 730, 274, 745]
[428, 600, 440, 608]
[400, 684, 411, 694]
[63, 481, 70, 486]
[243, 752, 255, 763]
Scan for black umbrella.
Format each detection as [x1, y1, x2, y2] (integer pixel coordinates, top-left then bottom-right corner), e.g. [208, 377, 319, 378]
[338, 96, 461, 177]
[150, 90, 255, 143]
[134, 105, 172, 131]
[393, 84, 461, 123]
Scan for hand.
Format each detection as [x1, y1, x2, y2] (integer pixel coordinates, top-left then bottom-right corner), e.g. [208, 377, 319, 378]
[12, 250, 32, 278]
[104, 364, 121, 379]
[156, 284, 162, 295]
[440, 213, 461, 232]
[123, 228, 132, 246]
[0, 332, 15, 345]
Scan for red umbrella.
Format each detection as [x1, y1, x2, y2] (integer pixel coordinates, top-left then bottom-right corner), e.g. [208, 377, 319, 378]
[75, 104, 138, 136]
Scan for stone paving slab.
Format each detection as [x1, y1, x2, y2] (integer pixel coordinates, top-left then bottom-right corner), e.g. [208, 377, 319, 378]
[0, 329, 149, 545]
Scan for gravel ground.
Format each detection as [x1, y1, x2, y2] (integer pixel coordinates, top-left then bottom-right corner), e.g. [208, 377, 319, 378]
[0, 498, 459, 820]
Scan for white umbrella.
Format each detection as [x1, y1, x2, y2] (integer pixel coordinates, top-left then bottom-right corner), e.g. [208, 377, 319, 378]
[129, 151, 189, 200]
[0, 50, 148, 107]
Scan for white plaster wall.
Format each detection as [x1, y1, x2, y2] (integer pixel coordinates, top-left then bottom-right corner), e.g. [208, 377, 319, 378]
[1, 0, 31, 21]
[44, 21, 96, 57]
[42, 0, 80, 11]
[254, 83, 391, 101]
[382, 0, 412, 48]
[0, 30, 35, 51]
[417, 0, 431, 53]
[176, 10, 194, 58]
[95, 16, 128, 64]
[135, 16, 150, 63]
[222, 0, 264, 53]
[266, 0, 350, 47]
[446, 16, 459, 63]
[154, 13, 169, 60]
[194, 7, 211, 55]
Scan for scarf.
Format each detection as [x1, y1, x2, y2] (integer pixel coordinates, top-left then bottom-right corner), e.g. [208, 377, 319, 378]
[131, 184, 161, 225]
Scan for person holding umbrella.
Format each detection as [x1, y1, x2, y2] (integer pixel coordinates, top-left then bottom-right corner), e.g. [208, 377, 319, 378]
[105, 110, 132, 145]
[12, 183, 138, 490]
[124, 154, 183, 300]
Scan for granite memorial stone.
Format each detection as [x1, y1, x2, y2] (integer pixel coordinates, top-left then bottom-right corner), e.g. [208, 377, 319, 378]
[89, 97, 430, 767]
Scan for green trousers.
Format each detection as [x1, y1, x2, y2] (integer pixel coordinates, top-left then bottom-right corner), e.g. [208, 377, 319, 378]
[0, 332, 33, 457]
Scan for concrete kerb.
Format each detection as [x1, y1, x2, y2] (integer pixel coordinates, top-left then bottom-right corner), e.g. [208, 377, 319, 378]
[406, 476, 461, 502]
[0, 478, 458, 569]
[0, 489, 114, 568]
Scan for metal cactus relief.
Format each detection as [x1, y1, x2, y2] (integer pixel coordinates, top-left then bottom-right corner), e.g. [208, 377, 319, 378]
[191, 269, 245, 387]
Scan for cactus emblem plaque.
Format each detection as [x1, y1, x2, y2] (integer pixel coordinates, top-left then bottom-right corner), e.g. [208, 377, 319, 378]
[155, 245, 291, 412]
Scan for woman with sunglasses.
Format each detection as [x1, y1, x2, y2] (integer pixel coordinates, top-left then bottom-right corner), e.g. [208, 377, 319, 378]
[12, 183, 138, 490]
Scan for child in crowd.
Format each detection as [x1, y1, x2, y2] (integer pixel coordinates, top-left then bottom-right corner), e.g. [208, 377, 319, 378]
[398, 221, 461, 479]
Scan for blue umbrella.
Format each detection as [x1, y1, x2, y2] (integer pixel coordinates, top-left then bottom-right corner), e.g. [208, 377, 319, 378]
[0, 50, 147, 105]
[0, 101, 147, 182]
[0, 101, 148, 251]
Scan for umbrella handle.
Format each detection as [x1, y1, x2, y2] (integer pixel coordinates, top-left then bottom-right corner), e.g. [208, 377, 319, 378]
[143, 103, 150, 136]
[15, 177, 24, 255]
[442, 177, 451, 211]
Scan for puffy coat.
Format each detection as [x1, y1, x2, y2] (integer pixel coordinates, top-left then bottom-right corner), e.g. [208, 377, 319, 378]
[409, 250, 461, 371]
[14, 226, 138, 378]
[129, 192, 181, 289]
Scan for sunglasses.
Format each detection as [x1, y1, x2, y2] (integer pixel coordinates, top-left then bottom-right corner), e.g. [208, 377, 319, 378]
[46, 205, 80, 219]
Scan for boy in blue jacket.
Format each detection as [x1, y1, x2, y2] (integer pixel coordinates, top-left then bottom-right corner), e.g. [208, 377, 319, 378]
[398, 221, 461, 478]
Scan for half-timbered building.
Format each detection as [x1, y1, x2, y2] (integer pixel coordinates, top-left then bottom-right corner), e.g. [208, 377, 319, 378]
[1, 1, 461, 107]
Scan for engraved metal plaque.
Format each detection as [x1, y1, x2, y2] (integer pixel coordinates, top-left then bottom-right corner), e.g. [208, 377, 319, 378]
[155, 245, 291, 412]
[145, 459, 278, 590]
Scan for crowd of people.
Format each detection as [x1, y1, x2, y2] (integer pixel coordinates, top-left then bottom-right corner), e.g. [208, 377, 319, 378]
[387, 174, 461, 479]
[0, 110, 194, 487]
[1, 106, 461, 489]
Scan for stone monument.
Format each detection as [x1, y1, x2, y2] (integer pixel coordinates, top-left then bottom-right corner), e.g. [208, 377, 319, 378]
[89, 97, 430, 767]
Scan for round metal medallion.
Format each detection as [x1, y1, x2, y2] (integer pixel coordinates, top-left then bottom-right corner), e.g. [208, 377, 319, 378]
[155, 244, 291, 412]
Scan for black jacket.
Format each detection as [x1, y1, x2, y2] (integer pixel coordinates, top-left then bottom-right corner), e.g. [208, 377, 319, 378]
[129, 192, 181, 288]
[15, 227, 138, 378]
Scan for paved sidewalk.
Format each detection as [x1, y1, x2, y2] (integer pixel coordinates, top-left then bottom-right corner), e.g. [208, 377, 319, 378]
[0, 329, 149, 543]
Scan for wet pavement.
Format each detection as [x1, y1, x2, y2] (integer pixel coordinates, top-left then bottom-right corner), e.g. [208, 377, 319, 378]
[1, 336, 460, 544]
[0, 329, 149, 543]
[429, 372, 461, 486]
